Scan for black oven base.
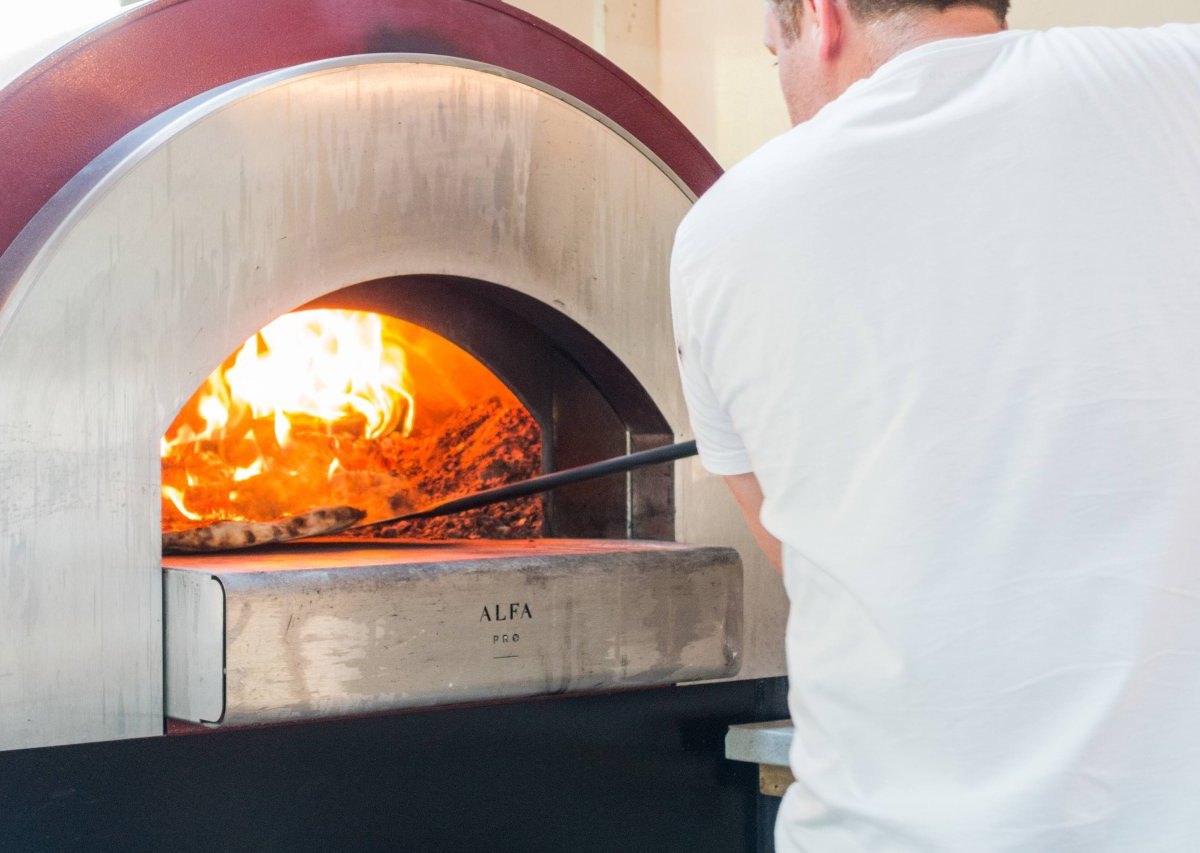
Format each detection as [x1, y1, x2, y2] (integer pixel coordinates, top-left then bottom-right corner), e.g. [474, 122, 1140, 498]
[0, 678, 788, 853]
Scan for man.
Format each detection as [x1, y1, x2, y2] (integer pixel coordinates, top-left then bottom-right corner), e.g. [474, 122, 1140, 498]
[671, 1, 1200, 850]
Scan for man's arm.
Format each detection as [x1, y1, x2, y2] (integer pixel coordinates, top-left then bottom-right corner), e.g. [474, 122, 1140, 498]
[723, 472, 783, 573]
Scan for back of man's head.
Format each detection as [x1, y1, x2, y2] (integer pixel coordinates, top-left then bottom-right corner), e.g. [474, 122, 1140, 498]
[766, 0, 1009, 123]
[852, 0, 1008, 18]
[773, 0, 1009, 36]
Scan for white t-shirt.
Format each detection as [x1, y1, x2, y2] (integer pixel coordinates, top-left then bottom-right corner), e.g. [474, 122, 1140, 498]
[672, 25, 1200, 853]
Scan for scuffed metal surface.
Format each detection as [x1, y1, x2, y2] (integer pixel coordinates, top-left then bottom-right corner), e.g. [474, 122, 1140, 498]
[0, 0, 723, 267]
[164, 540, 741, 725]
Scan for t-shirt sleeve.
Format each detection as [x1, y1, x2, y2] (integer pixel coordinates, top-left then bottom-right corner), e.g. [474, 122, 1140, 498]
[670, 238, 754, 477]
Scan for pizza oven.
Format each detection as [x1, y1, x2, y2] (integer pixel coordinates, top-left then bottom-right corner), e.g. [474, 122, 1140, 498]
[0, 0, 785, 755]
[159, 266, 742, 728]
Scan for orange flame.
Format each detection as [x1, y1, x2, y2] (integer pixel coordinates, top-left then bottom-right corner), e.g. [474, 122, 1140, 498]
[161, 308, 532, 537]
[161, 309, 419, 530]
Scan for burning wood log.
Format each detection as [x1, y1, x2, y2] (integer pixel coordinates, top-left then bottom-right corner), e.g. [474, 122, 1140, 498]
[161, 394, 696, 553]
[354, 397, 544, 540]
[162, 397, 543, 552]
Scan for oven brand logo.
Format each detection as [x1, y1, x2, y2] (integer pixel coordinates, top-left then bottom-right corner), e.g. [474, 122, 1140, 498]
[479, 602, 533, 622]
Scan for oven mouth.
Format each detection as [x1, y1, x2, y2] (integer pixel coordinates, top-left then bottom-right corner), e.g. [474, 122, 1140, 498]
[161, 274, 678, 553]
[158, 278, 722, 729]
[161, 305, 544, 545]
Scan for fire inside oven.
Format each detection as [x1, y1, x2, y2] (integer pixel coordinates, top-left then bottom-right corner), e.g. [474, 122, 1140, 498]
[161, 275, 677, 549]
[161, 305, 544, 544]
[159, 277, 734, 730]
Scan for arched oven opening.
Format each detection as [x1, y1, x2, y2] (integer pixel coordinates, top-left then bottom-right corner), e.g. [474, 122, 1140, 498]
[159, 277, 724, 730]
[161, 275, 676, 550]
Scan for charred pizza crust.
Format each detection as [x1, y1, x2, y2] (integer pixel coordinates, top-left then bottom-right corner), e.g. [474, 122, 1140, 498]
[162, 506, 366, 553]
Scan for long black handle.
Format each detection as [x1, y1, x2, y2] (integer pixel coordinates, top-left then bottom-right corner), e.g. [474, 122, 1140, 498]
[369, 439, 699, 525]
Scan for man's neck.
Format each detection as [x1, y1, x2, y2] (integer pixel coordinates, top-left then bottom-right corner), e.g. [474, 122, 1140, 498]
[858, 6, 1007, 73]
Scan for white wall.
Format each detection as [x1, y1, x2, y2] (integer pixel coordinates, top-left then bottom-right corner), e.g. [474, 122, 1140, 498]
[0, 1, 123, 89]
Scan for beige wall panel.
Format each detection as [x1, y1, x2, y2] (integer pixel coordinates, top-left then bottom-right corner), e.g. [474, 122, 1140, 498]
[507, 0, 661, 93]
[659, 0, 790, 168]
[1009, 0, 1200, 29]
[603, 0, 661, 94]
[511, 0, 788, 168]
[506, 0, 599, 46]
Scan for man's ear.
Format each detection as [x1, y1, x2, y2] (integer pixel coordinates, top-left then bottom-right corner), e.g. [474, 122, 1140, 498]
[809, 0, 845, 61]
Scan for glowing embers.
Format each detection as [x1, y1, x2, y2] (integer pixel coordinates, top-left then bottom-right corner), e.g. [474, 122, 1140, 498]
[161, 309, 543, 540]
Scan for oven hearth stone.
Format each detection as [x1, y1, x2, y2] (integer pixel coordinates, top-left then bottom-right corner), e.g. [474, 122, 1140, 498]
[163, 539, 742, 726]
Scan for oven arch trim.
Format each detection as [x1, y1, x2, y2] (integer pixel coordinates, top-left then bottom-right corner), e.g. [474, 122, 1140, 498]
[0, 54, 694, 327]
[0, 0, 723, 263]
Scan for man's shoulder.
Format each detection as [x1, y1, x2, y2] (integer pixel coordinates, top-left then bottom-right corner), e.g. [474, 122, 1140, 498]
[675, 123, 832, 263]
